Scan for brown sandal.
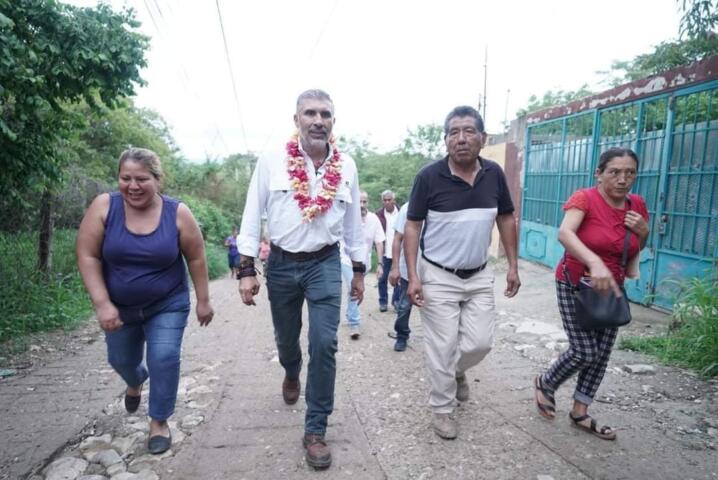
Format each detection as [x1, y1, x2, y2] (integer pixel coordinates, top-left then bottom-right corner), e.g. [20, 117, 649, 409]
[534, 375, 556, 419]
[569, 413, 617, 440]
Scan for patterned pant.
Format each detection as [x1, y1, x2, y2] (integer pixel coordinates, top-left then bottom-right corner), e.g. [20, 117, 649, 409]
[541, 281, 618, 405]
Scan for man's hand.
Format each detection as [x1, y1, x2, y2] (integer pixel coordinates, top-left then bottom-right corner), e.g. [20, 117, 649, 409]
[407, 278, 424, 307]
[504, 267, 521, 298]
[351, 274, 365, 304]
[239, 276, 260, 306]
[96, 301, 123, 332]
[196, 300, 214, 326]
[388, 267, 400, 287]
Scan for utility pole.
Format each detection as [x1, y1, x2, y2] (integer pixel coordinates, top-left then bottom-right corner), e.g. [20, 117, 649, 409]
[503, 88, 511, 132]
[482, 45, 488, 122]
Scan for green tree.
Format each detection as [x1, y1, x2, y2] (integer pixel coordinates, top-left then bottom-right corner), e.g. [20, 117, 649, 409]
[0, 0, 148, 269]
[679, 0, 718, 39]
[401, 123, 445, 160]
[516, 85, 594, 116]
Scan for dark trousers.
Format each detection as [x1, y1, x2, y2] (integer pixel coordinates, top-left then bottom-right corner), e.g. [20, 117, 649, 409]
[266, 248, 342, 435]
[378, 256, 401, 307]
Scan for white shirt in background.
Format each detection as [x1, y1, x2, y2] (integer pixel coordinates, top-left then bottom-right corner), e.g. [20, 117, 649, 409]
[341, 211, 385, 268]
[382, 207, 399, 259]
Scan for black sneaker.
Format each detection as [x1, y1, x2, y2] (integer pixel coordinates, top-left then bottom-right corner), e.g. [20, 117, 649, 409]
[394, 339, 407, 352]
[379, 304, 388, 312]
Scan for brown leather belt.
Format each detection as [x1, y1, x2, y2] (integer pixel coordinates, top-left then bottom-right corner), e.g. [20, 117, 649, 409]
[270, 242, 338, 262]
[422, 254, 487, 279]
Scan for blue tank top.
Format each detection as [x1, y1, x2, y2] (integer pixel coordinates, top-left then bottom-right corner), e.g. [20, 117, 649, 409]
[102, 192, 188, 308]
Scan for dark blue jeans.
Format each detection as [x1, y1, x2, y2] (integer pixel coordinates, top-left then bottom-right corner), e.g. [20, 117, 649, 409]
[378, 256, 401, 307]
[266, 247, 342, 436]
[393, 278, 412, 341]
[106, 290, 190, 421]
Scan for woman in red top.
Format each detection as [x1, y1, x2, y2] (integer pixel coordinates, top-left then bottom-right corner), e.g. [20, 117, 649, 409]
[534, 147, 650, 440]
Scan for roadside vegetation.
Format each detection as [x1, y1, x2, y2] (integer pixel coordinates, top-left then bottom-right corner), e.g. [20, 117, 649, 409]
[620, 273, 718, 378]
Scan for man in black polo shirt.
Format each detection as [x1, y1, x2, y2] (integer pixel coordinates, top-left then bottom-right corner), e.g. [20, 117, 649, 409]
[404, 105, 521, 440]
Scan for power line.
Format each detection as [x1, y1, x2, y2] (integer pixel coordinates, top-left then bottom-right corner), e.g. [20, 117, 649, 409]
[140, 0, 232, 157]
[258, 0, 339, 157]
[215, 0, 250, 152]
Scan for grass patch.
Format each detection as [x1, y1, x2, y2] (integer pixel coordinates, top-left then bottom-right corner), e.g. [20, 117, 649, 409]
[0, 230, 93, 347]
[620, 274, 718, 378]
[0, 230, 229, 353]
[205, 243, 229, 280]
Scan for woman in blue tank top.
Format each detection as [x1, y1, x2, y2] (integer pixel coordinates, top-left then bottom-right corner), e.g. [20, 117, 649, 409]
[77, 148, 214, 454]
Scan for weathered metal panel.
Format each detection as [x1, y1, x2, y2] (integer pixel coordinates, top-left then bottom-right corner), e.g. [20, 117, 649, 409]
[526, 55, 718, 124]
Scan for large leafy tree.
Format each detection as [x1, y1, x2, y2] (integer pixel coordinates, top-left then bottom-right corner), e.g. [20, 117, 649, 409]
[0, 0, 148, 196]
[0, 0, 148, 269]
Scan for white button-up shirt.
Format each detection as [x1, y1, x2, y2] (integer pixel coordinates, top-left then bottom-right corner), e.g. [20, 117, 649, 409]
[237, 143, 366, 264]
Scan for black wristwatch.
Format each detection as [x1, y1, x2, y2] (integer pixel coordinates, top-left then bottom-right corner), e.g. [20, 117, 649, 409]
[352, 263, 366, 274]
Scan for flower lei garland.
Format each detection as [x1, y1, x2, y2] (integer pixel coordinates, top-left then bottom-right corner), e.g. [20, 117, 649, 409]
[286, 132, 343, 222]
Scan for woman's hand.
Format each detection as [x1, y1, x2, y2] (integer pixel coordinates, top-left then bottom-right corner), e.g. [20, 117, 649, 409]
[587, 260, 622, 298]
[96, 302, 123, 332]
[196, 300, 214, 326]
[624, 210, 649, 241]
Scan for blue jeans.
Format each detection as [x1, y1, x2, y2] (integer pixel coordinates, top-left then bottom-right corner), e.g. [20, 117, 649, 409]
[393, 278, 412, 341]
[340, 263, 360, 327]
[266, 247, 342, 435]
[378, 256, 401, 307]
[106, 290, 190, 421]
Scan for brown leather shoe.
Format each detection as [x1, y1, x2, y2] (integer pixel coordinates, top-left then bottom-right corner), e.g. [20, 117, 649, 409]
[302, 434, 332, 469]
[282, 376, 300, 405]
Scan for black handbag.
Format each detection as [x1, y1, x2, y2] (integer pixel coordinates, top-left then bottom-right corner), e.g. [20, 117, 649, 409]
[562, 217, 633, 330]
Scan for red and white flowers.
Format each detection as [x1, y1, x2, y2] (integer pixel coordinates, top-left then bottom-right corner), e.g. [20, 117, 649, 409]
[286, 132, 343, 222]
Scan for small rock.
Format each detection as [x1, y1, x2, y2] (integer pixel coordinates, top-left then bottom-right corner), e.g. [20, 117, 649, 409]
[187, 385, 212, 396]
[181, 414, 204, 428]
[106, 462, 126, 476]
[185, 400, 212, 409]
[641, 385, 654, 394]
[537, 475, 555, 480]
[92, 449, 122, 467]
[134, 470, 159, 480]
[111, 436, 138, 456]
[111, 473, 138, 480]
[80, 434, 113, 452]
[44, 457, 89, 480]
[514, 344, 536, 352]
[707, 428, 718, 438]
[77, 476, 107, 480]
[623, 364, 656, 375]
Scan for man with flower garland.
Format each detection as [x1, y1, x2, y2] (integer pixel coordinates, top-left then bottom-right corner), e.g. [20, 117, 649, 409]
[236, 89, 365, 469]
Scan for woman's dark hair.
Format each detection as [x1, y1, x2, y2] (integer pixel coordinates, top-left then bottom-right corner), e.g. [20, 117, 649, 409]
[597, 147, 639, 172]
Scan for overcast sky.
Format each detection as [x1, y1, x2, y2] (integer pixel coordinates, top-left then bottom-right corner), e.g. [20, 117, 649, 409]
[70, 0, 683, 161]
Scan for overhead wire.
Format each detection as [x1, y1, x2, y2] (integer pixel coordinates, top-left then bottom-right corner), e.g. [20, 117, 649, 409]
[141, 0, 232, 157]
[257, 0, 340, 158]
[215, 0, 250, 153]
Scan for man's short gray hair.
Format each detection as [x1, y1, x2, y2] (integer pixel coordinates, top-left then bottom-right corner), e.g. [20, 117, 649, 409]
[381, 190, 395, 199]
[443, 106, 485, 136]
[296, 89, 334, 114]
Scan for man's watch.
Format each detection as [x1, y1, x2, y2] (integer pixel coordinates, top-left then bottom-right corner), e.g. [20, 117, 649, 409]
[352, 263, 366, 274]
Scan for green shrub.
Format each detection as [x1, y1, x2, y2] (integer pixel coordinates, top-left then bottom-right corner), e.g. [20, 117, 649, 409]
[205, 243, 229, 280]
[0, 230, 93, 345]
[620, 272, 718, 377]
[179, 194, 235, 246]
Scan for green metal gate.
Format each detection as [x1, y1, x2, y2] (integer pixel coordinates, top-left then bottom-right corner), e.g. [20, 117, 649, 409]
[520, 81, 718, 309]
